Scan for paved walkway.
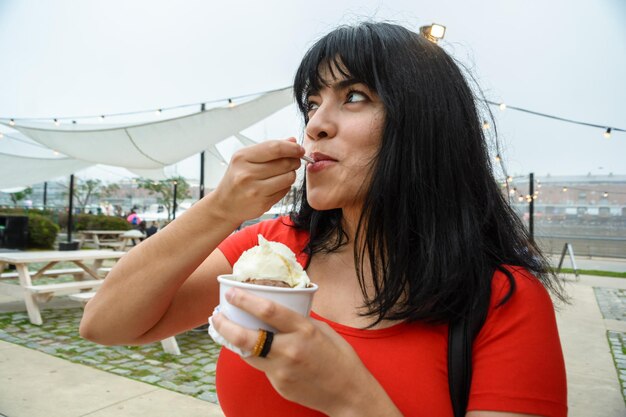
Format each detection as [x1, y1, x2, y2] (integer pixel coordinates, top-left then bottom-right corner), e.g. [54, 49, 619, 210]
[0, 270, 625, 416]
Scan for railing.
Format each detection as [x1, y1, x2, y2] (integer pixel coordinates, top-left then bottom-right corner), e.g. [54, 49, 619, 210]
[535, 234, 626, 259]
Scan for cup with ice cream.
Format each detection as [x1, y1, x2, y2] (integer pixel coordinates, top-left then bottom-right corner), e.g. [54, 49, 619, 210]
[208, 235, 318, 353]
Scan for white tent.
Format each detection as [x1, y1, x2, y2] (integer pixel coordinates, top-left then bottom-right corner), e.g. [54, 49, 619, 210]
[128, 146, 228, 189]
[0, 151, 92, 189]
[6, 87, 292, 169]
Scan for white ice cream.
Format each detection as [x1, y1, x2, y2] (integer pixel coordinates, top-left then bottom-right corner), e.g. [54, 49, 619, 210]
[232, 234, 310, 288]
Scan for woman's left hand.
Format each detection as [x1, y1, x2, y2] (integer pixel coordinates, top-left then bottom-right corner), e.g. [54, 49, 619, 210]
[210, 288, 402, 417]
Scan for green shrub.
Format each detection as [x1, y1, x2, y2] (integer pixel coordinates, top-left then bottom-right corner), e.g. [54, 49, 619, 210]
[74, 214, 132, 231]
[27, 214, 60, 249]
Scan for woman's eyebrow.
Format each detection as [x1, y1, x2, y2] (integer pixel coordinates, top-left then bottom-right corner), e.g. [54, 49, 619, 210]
[307, 78, 365, 98]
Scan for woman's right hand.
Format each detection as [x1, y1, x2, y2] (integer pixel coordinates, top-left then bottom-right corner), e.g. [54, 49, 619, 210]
[212, 138, 304, 224]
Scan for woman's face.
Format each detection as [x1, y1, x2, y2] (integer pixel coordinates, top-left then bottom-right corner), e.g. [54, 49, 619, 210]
[303, 68, 385, 212]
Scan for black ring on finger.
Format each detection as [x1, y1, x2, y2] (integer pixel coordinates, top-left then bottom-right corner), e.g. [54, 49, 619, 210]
[259, 330, 274, 358]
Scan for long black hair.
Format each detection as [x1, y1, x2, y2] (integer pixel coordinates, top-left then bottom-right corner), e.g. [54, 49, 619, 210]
[290, 22, 566, 326]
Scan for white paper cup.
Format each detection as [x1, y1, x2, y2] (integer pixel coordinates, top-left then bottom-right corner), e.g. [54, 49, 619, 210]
[217, 274, 318, 332]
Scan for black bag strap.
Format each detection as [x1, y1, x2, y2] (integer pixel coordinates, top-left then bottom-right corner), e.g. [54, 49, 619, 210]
[448, 316, 472, 417]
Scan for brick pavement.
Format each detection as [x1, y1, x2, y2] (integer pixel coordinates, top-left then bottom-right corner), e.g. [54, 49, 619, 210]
[594, 286, 626, 403]
[0, 307, 221, 404]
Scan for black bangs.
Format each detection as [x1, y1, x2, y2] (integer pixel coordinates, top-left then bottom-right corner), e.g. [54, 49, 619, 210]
[294, 24, 381, 122]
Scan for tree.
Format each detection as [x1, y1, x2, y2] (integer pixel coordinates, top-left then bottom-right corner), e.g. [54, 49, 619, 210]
[72, 180, 120, 213]
[74, 179, 103, 212]
[137, 176, 190, 220]
[9, 187, 33, 207]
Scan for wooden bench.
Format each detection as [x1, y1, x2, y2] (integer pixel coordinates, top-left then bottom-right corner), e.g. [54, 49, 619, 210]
[1, 267, 87, 280]
[69, 292, 181, 355]
[25, 280, 104, 303]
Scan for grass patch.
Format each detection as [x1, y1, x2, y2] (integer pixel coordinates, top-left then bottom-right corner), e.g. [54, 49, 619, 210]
[558, 268, 626, 278]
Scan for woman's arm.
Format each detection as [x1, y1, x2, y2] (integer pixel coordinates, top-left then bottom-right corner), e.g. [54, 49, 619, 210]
[80, 139, 304, 345]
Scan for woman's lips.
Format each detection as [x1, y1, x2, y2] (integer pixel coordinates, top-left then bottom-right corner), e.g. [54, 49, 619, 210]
[307, 152, 337, 173]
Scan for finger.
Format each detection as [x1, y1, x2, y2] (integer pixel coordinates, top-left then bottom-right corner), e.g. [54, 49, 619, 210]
[225, 288, 306, 333]
[266, 185, 293, 204]
[256, 170, 297, 197]
[246, 139, 305, 163]
[211, 311, 260, 353]
[250, 157, 301, 180]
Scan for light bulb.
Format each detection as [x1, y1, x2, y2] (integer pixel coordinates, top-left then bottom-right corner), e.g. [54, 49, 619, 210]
[155, 109, 162, 115]
[562, 187, 568, 192]
[603, 127, 612, 139]
[54, 119, 60, 126]
[100, 115, 105, 121]
[9, 119, 15, 126]
[499, 103, 506, 111]
[495, 154, 501, 162]
[603, 192, 608, 198]
[228, 99, 235, 108]
[482, 120, 490, 130]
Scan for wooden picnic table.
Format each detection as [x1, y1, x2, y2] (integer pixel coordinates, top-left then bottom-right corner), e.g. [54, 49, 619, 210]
[0, 250, 125, 325]
[78, 230, 127, 249]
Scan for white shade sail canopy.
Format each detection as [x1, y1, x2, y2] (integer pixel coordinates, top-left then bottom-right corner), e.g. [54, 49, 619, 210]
[7, 88, 292, 170]
[128, 146, 228, 189]
[0, 152, 92, 189]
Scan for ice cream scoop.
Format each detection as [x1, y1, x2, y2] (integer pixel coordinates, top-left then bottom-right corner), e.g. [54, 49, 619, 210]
[232, 234, 310, 288]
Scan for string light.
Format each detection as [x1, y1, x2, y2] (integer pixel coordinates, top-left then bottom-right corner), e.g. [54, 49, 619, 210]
[100, 115, 105, 121]
[53, 119, 60, 126]
[518, 196, 524, 202]
[485, 100, 625, 138]
[482, 120, 490, 130]
[603, 192, 609, 198]
[419, 23, 446, 43]
[562, 187, 568, 192]
[495, 154, 501, 162]
[53, 150, 59, 156]
[155, 109, 162, 115]
[9, 119, 15, 126]
[227, 99, 235, 108]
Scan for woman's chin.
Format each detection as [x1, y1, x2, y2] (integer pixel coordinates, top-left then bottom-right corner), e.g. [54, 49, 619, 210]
[306, 196, 337, 211]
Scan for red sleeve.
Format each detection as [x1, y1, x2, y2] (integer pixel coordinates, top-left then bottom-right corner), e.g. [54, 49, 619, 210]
[468, 267, 568, 417]
[217, 217, 309, 267]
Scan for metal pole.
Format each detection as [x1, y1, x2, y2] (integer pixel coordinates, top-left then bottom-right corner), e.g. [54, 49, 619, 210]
[68, 174, 74, 243]
[43, 182, 48, 209]
[200, 151, 205, 199]
[172, 181, 178, 220]
[529, 172, 534, 243]
[199, 103, 206, 200]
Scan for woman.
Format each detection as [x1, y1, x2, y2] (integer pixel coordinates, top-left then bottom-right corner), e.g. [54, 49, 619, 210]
[80, 22, 567, 417]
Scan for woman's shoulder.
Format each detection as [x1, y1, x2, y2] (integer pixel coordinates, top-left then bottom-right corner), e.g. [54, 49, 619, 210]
[490, 265, 552, 306]
[218, 216, 310, 267]
[481, 265, 558, 336]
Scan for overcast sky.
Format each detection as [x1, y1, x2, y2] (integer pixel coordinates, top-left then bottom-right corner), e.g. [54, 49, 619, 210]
[0, 0, 624, 183]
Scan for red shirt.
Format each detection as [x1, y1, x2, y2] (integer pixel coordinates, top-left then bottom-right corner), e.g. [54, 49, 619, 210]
[216, 217, 567, 417]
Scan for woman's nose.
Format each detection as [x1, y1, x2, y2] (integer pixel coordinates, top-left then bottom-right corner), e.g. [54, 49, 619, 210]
[305, 105, 337, 141]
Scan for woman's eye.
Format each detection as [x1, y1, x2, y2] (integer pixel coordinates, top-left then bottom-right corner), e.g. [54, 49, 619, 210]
[346, 91, 367, 103]
[307, 101, 320, 112]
